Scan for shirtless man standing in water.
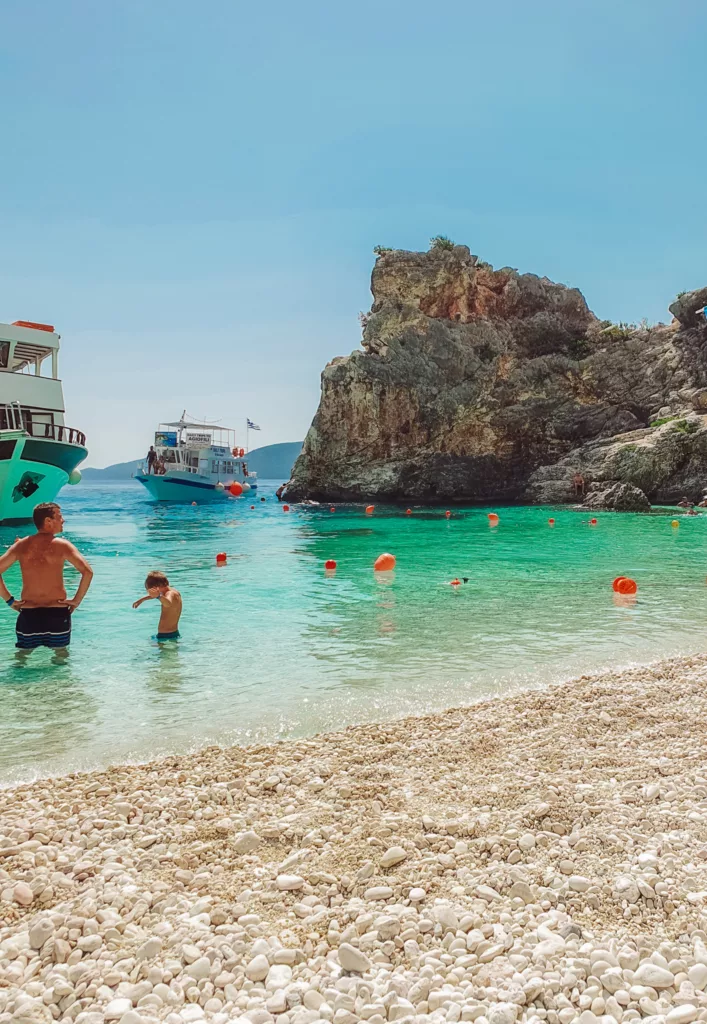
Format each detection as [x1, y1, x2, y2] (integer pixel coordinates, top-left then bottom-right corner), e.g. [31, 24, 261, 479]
[0, 502, 94, 659]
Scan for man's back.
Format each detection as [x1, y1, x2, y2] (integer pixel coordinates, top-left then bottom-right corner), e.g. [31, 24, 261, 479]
[16, 535, 70, 606]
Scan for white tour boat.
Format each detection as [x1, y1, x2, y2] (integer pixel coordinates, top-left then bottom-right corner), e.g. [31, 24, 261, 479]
[135, 414, 258, 503]
[0, 320, 87, 524]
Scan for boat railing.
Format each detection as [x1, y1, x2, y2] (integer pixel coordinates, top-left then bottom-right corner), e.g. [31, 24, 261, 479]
[0, 420, 87, 447]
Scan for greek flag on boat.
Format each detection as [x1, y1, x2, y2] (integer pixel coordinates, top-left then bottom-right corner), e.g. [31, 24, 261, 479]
[247, 419, 261, 430]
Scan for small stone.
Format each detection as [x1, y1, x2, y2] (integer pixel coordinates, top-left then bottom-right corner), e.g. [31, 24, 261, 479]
[364, 886, 393, 901]
[137, 937, 162, 961]
[180, 1008, 204, 1023]
[119, 1014, 145, 1024]
[29, 918, 54, 950]
[185, 957, 211, 981]
[245, 954, 270, 981]
[380, 846, 407, 868]
[487, 1005, 518, 1024]
[666, 1008, 698, 1024]
[634, 963, 675, 989]
[14, 881, 34, 906]
[569, 875, 591, 892]
[234, 831, 262, 854]
[266, 964, 292, 991]
[409, 887, 425, 901]
[276, 874, 305, 890]
[105, 1000, 133, 1021]
[181, 944, 201, 964]
[688, 964, 707, 990]
[338, 942, 371, 973]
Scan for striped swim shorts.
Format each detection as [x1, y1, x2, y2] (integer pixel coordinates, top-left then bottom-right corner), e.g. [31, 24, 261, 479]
[15, 607, 71, 649]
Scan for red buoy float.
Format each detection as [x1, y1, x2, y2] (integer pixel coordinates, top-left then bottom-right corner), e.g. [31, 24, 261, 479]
[374, 552, 396, 571]
[330, 507, 336, 512]
[216, 552, 227, 564]
[590, 518, 598, 525]
[229, 481, 243, 497]
[445, 510, 451, 518]
[283, 504, 290, 512]
[405, 509, 412, 515]
[365, 505, 375, 514]
[488, 512, 499, 524]
[450, 578, 461, 586]
[617, 577, 637, 595]
[548, 517, 555, 525]
[325, 559, 337, 570]
[612, 576, 626, 592]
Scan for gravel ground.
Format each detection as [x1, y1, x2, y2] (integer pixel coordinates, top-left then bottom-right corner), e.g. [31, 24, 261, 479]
[3, 653, 707, 1024]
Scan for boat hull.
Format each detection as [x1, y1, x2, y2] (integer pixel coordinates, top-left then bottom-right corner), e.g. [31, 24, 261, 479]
[136, 472, 256, 502]
[0, 432, 87, 524]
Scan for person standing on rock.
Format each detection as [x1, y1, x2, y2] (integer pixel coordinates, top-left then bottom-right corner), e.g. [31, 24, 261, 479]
[573, 472, 585, 498]
[0, 502, 93, 660]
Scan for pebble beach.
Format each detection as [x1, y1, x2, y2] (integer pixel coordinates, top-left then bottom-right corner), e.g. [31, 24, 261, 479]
[3, 654, 707, 1024]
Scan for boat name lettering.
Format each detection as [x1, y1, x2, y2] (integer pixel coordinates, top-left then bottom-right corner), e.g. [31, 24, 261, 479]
[186, 432, 212, 444]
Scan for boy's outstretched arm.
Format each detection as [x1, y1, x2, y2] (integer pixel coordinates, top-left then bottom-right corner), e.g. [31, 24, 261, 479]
[133, 589, 158, 610]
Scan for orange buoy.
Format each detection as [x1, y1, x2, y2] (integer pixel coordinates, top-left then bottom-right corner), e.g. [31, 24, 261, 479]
[283, 504, 290, 512]
[488, 512, 499, 524]
[216, 552, 227, 563]
[229, 481, 243, 497]
[325, 559, 337, 570]
[617, 577, 637, 595]
[450, 578, 461, 586]
[374, 552, 396, 572]
[330, 507, 336, 512]
[405, 509, 412, 515]
[590, 518, 598, 525]
[612, 576, 626, 592]
[365, 505, 375, 514]
[548, 517, 555, 525]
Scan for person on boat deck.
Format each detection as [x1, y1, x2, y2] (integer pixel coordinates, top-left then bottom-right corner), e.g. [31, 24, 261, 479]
[155, 455, 166, 475]
[0, 502, 93, 661]
[133, 570, 182, 642]
[147, 445, 157, 474]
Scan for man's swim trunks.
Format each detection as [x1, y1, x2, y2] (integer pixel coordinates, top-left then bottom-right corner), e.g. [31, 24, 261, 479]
[154, 630, 181, 642]
[16, 607, 71, 650]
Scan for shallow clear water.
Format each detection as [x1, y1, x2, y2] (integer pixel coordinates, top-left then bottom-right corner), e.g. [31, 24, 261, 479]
[0, 482, 704, 783]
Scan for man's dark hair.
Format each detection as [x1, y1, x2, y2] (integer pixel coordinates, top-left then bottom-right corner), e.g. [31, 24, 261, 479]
[145, 570, 169, 588]
[33, 502, 60, 530]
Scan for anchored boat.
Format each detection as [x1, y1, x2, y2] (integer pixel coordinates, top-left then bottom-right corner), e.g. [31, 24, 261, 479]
[0, 321, 87, 524]
[135, 414, 258, 503]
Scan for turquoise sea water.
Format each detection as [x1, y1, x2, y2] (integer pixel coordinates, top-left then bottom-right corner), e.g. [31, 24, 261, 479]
[0, 481, 705, 784]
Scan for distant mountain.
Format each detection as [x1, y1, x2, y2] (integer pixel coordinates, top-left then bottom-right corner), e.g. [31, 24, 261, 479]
[81, 441, 303, 481]
[247, 441, 302, 480]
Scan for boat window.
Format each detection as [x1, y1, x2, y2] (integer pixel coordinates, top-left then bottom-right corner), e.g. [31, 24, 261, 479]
[0, 343, 9, 369]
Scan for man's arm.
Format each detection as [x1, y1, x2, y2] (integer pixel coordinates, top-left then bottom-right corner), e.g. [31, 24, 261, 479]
[0, 542, 23, 608]
[62, 542, 94, 611]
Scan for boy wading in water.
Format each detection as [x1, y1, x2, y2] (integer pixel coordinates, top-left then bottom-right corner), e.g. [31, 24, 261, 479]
[133, 571, 182, 641]
[0, 502, 93, 660]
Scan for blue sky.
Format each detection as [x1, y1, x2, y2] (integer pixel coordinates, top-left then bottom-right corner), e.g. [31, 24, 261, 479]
[1, 0, 705, 466]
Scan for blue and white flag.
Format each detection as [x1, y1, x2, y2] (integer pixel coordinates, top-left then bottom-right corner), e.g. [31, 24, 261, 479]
[247, 419, 261, 430]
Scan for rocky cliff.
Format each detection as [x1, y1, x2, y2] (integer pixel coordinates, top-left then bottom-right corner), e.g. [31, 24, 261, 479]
[286, 245, 707, 505]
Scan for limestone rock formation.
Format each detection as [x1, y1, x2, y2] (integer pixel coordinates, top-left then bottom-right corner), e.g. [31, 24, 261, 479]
[286, 244, 707, 505]
[582, 481, 652, 513]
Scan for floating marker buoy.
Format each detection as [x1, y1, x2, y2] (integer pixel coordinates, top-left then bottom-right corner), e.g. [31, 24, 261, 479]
[374, 552, 396, 571]
[330, 507, 336, 512]
[617, 577, 637, 595]
[405, 509, 412, 515]
[450, 578, 461, 586]
[488, 513, 499, 524]
[548, 517, 555, 525]
[260, 497, 265, 501]
[612, 576, 626, 592]
[365, 505, 375, 514]
[672, 519, 680, 527]
[242, 482, 251, 493]
[590, 518, 598, 525]
[191, 501, 197, 506]
[250, 505, 255, 509]
[229, 481, 243, 497]
[283, 504, 290, 512]
[445, 510, 451, 518]
[216, 552, 227, 564]
[325, 559, 337, 570]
